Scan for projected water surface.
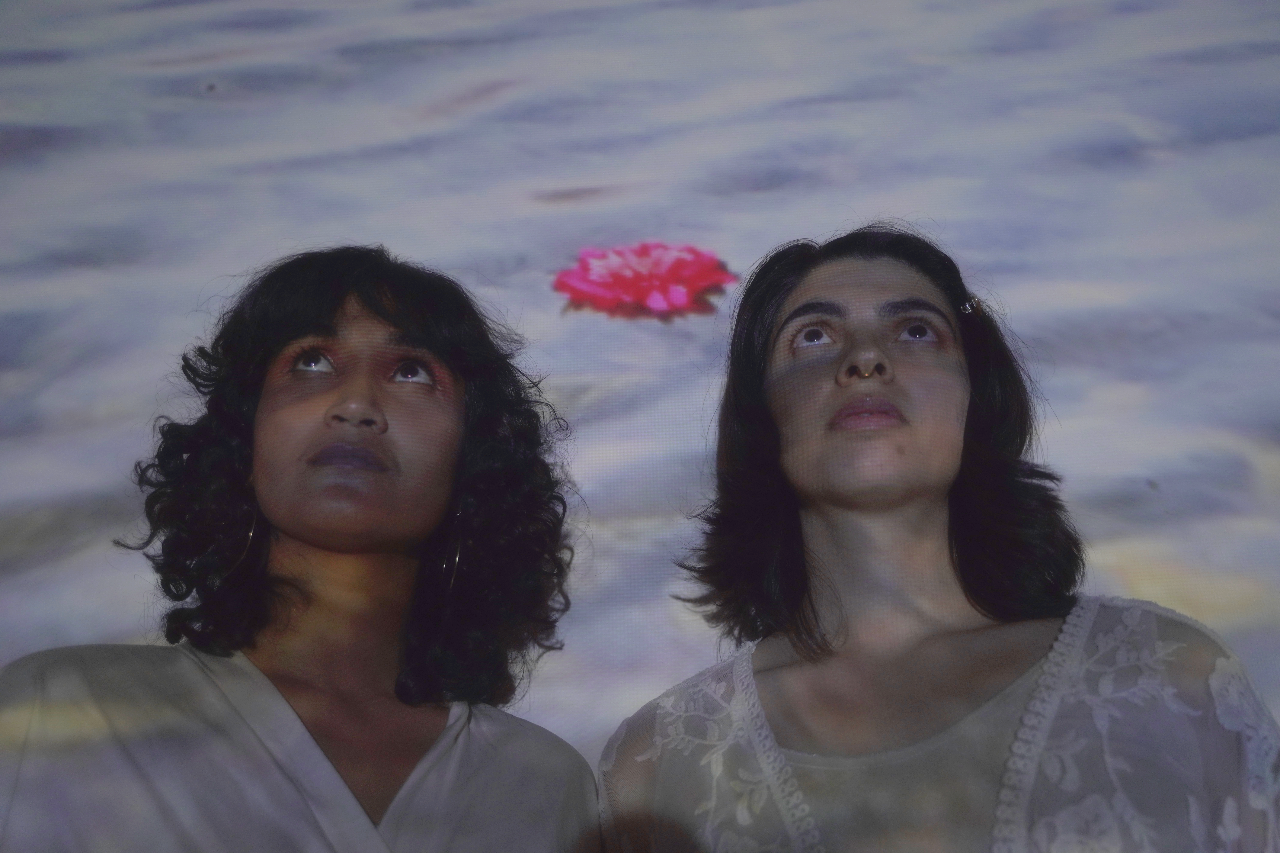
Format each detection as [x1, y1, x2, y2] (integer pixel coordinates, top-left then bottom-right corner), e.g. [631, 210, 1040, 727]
[2, 0, 1279, 767]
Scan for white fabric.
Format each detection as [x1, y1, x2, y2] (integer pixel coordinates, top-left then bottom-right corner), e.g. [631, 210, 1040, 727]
[599, 596, 1280, 853]
[0, 643, 599, 853]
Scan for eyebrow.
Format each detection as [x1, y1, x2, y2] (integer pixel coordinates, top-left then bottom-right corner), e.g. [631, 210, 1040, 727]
[777, 296, 955, 335]
[777, 300, 844, 330]
[878, 297, 956, 334]
[388, 330, 436, 352]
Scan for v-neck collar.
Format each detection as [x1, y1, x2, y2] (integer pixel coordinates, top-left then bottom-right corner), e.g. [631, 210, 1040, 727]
[183, 645, 467, 853]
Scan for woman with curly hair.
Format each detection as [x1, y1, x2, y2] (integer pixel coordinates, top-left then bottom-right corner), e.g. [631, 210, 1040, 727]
[600, 225, 1280, 852]
[0, 246, 598, 852]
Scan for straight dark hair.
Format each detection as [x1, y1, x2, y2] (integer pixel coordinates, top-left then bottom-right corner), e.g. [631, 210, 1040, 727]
[681, 224, 1083, 657]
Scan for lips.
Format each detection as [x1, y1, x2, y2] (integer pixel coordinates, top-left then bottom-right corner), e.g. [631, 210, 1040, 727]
[828, 397, 906, 430]
[308, 443, 389, 471]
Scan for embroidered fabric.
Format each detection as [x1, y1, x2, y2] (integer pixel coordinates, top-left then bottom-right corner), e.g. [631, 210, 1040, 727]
[992, 595, 1099, 852]
[599, 597, 1280, 853]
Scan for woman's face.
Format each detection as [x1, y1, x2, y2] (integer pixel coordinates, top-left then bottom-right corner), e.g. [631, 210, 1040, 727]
[764, 256, 969, 510]
[252, 296, 465, 555]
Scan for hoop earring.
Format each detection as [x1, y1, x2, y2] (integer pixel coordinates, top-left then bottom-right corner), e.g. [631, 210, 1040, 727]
[445, 510, 463, 593]
[229, 514, 258, 572]
[200, 512, 258, 586]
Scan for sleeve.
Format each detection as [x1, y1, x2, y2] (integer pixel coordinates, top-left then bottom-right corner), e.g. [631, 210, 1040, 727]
[1022, 601, 1280, 853]
[451, 704, 605, 853]
[597, 706, 706, 853]
[1202, 651, 1280, 852]
[598, 708, 656, 853]
[1147, 606, 1280, 852]
[557, 743, 603, 853]
[0, 657, 42, 844]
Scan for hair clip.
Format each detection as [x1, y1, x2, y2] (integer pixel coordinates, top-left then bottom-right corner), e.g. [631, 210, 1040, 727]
[960, 298, 980, 315]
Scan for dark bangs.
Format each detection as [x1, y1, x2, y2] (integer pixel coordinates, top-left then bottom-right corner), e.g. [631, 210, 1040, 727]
[127, 246, 572, 707]
[204, 247, 511, 412]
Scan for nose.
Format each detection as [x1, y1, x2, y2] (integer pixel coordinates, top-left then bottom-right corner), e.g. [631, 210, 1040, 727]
[836, 346, 891, 385]
[324, 376, 388, 433]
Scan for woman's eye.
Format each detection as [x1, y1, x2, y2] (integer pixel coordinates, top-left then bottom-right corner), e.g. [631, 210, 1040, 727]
[793, 326, 834, 349]
[899, 322, 937, 342]
[292, 350, 334, 373]
[393, 360, 435, 385]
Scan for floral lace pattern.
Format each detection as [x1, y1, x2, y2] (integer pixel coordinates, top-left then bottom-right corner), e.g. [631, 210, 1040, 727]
[601, 597, 1280, 853]
[993, 596, 1099, 853]
[1001, 598, 1280, 853]
[1209, 655, 1280, 849]
[598, 658, 785, 852]
[733, 653, 825, 853]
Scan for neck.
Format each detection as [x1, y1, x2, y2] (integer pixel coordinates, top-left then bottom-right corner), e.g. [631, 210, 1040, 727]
[245, 532, 420, 698]
[797, 497, 991, 660]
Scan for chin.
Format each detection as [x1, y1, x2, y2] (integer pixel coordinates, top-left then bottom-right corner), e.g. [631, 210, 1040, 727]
[814, 482, 916, 511]
[807, 469, 951, 511]
[805, 446, 958, 501]
[307, 530, 416, 556]
[278, 508, 420, 555]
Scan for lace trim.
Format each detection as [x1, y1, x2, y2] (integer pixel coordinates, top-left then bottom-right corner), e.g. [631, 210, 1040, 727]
[991, 595, 1100, 853]
[1209, 655, 1280, 842]
[734, 649, 827, 853]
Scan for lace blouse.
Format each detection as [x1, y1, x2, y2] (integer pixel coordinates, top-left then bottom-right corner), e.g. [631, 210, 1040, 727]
[599, 596, 1280, 853]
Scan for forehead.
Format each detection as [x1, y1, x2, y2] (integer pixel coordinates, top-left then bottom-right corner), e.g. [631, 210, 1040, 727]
[333, 295, 389, 330]
[780, 256, 949, 318]
[307, 295, 419, 348]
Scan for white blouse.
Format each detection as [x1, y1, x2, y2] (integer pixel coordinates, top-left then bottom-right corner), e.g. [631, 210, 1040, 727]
[599, 596, 1280, 852]
[0, 643, 599, 853]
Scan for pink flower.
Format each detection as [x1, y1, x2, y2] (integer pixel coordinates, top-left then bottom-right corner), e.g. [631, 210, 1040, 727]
[553, 242, 736, 319]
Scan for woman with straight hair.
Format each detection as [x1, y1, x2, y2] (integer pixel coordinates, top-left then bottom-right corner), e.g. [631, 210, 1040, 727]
[0, 246, 599, 852]
[600, 224, 1280, 852]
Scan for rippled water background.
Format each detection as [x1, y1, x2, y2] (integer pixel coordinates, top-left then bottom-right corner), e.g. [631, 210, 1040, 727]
[2, 0, 1279, 765]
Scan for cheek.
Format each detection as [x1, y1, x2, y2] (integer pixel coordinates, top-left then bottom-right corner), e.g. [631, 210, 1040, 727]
[899, 350, 968, 414]
[949, 367, 971, 430]
[394, 407, 466, 493]
[250, 389, 314, 485]
[250, 410, 278, 483]
[916, 373, 970, 446]
[249, 417, 289, 509]
[765, 361, 829, 438]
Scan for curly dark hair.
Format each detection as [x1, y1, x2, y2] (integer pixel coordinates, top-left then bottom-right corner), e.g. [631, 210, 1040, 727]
[124, 245, 571, 706]
[682, 224, 1084, 657]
